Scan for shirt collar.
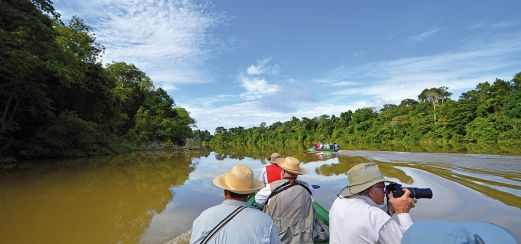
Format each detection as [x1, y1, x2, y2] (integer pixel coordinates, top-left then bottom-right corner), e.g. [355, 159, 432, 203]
[222, 199, 249, 207]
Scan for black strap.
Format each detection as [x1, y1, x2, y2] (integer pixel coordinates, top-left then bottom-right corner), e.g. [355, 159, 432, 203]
[265, 180, 312, 204]
[201, 206, 246, 244]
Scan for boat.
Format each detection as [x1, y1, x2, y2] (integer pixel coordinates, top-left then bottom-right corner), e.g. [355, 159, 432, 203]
[247, 195, 329, 226]
[307, 147, 339, 153]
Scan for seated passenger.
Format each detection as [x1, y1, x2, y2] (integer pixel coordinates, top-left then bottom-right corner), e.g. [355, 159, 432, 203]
[255, 157, 327, 243]
[329, 162, 417, 244]
[190, 164, 280, 244]
[259, 152, 283, 184]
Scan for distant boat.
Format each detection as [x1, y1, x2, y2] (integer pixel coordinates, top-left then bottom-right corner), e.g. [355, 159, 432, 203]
[308, 147, 339, 153]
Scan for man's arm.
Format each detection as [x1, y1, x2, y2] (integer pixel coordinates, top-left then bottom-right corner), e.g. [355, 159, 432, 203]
[259, 167, 267, 184]
[255, 184, 272, 206]
[378, 188, 416, 243]
[377, 214, 413, 244]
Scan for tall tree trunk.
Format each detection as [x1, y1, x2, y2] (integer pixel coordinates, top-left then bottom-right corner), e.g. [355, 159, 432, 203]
[433, 102, 437, 122]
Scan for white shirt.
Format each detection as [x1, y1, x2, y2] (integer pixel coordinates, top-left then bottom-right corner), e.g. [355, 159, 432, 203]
[255, 180, 314, 206]
[329, 195, 413, 244]
[259, 166, 268, 184]
[190, 199, 281, 244]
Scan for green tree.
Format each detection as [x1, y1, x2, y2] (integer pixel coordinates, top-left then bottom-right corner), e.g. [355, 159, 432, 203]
[418, 86, 452, 122]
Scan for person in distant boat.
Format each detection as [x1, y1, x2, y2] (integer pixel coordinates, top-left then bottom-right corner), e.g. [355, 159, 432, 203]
[333, 142, 339, 151]
[190, 164, 280, 244]
[329, 162, 417, 244]
[259, 152, 284, 184]
[255, 157, 327, 243]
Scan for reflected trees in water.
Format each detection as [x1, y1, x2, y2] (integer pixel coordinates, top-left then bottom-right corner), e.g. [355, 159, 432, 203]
[314, 155, 521, 209]
[0, 151, 204, 243]
[315, 156, 414, 184]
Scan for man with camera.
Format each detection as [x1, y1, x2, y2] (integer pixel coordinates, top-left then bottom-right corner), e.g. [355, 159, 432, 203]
[329, 162, 418, 244]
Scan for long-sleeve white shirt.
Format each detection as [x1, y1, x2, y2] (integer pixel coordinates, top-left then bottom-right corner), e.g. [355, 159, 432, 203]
[329, 195, 413, 244]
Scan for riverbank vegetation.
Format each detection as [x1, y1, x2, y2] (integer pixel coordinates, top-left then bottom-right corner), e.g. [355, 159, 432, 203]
[211, 73, 521, 154]
[1, 0, 195, 160]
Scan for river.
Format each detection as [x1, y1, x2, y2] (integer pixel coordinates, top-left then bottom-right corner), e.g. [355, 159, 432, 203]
[0, 150, 520, 243]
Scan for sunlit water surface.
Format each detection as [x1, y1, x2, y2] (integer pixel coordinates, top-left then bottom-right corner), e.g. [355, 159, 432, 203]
[0, 150, 520, 243]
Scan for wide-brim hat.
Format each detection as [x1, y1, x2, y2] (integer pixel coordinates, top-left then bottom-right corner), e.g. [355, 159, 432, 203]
[278, 156, 307, 175]
[340, 162, 393, 197]
[269, 152, 282, 163]
[401, 220, 517, 244]
[213, 164, 265, 194]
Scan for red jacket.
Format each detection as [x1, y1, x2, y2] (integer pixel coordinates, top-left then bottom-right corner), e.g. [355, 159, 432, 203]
[266, 164, 283, 184]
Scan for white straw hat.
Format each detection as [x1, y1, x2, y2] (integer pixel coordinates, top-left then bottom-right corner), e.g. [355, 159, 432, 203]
[213, 164, 265, 194]
[277, 156, 307, 175]
[269, 152, 282, 163]
[340, 162, 392, 197]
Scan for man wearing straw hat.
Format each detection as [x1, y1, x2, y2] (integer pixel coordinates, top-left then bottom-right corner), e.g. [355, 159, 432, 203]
[190, 164, 281, 244]
[259, 152, 284, 184]
[329, 162, 417, 244]
[255, 156, 324, 243]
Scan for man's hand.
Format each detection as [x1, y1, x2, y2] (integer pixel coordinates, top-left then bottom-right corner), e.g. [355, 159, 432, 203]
[387, 188, 417, 214]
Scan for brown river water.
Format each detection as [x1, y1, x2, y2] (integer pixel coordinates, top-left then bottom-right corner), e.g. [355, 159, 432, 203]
[0, 150, 520, 243]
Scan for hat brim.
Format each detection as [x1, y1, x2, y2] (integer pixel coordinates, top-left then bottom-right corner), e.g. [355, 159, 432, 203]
[281, 166, 308, 175]
[273, 157, 285, 165]
[212, 174, 265, 194]
[340, 179, 394, 197]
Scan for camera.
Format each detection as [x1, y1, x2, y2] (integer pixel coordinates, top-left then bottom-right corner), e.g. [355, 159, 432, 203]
[385, 183, 433, 199]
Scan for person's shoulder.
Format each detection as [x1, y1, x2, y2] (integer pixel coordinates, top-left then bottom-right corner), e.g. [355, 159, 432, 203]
[241, 207, 275, 223]
[366, 204, 391, 219]
[331, 196, 350, 208]
[333, 196, 369, 208]
[299, 180, 310, 186]
[269, 179, 288, 187]
[197, 203, 227, 216]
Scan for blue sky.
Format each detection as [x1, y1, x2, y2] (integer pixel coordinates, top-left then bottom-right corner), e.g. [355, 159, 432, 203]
[54, 0, 521, 132]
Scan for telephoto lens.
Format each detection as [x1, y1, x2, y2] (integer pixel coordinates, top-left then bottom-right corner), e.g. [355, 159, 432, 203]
[385, 183, 433, 199]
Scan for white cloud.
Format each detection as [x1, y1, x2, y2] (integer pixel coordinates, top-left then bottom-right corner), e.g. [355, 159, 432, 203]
[327, 33, 521, 104]
[408, 28, 441, 42]
[185, 32, 521, 132]
[184, 98, 375, 132]
[246, 58, 279, 76]
[55, 0, 225, 88]
[246, 65, 262, 76]
[238, 58, 283, 100]
[184, 94, 237, 109]
[240, 77, 281, 100]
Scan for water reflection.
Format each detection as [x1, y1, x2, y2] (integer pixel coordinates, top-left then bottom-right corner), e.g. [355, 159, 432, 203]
[315, 156, 415, 184]
[312, 152, 521, 241]
[0, 151, 202, 244]
[212, 144, 320, 164]
[315, 152, 521, 208]
[1, 149, 520, 243]
[342, 142, 521, 155]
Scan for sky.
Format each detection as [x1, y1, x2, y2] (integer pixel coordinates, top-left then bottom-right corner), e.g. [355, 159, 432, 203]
[53, 0, 521, 133]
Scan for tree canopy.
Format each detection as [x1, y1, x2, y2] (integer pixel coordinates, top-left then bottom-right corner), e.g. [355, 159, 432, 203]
[0, 0, 195, 160]
[210, 76, 521, 154]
